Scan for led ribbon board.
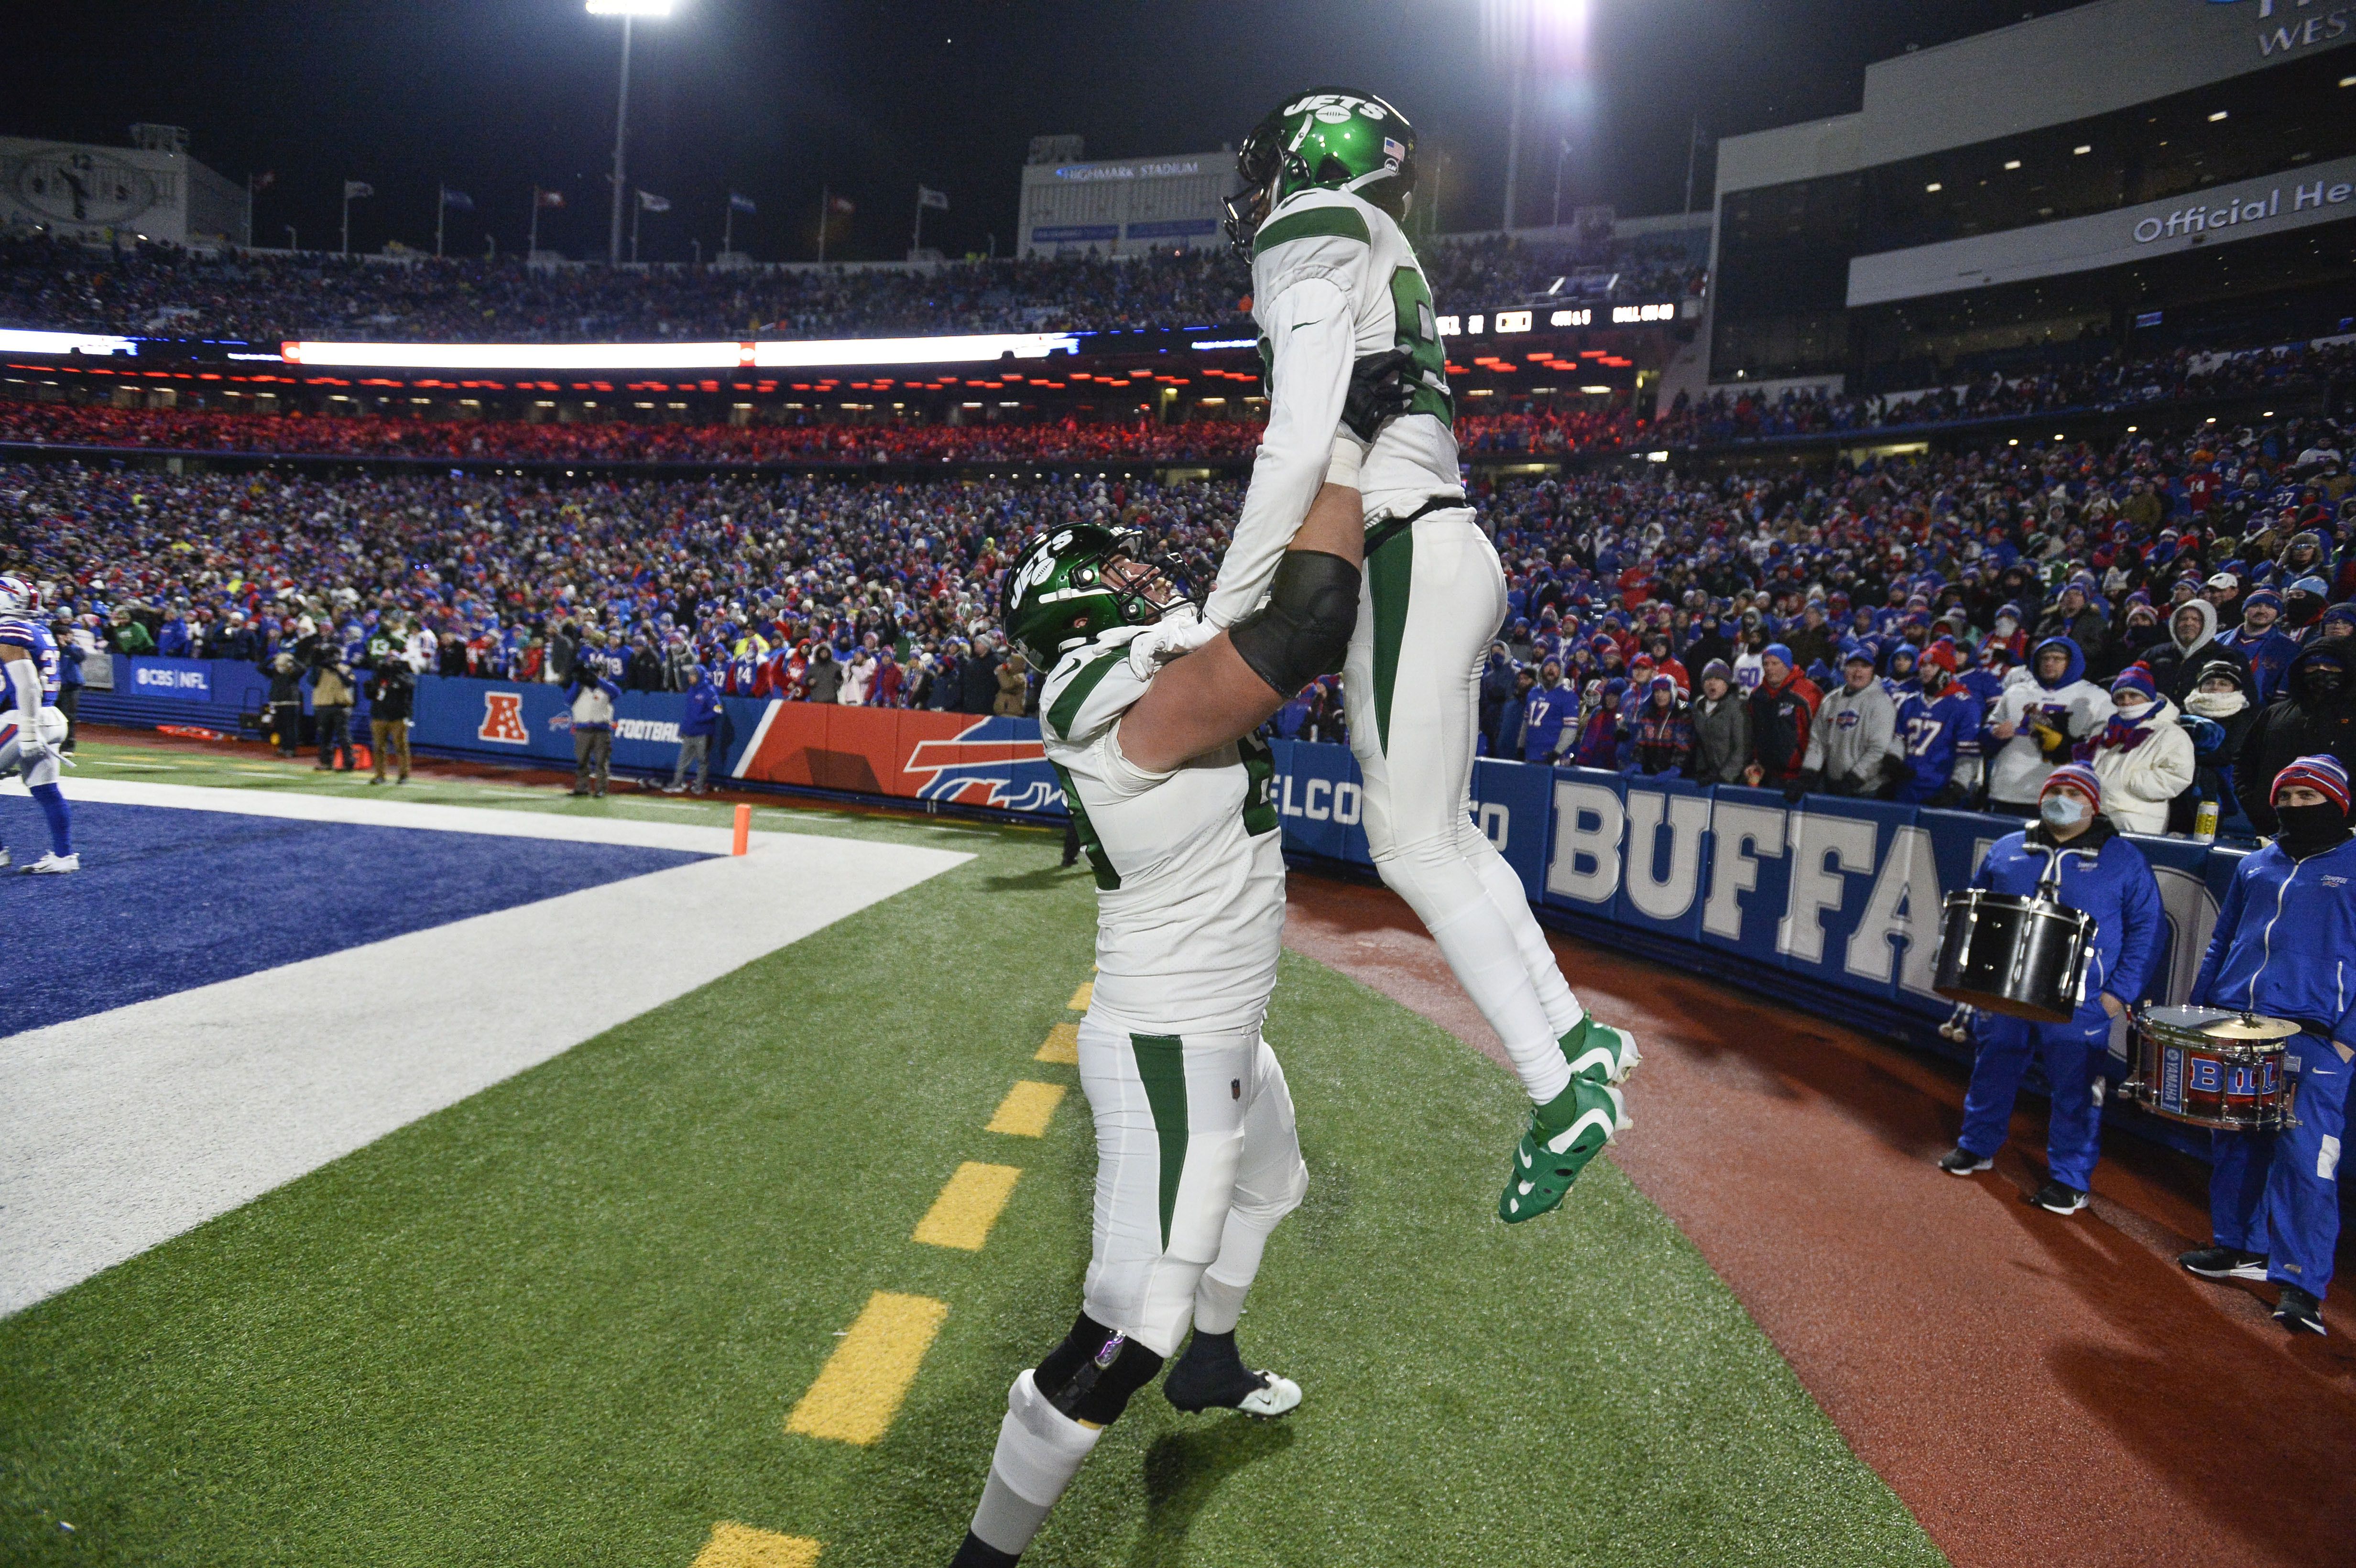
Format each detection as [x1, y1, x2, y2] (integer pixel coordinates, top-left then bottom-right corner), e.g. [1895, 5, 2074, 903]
[0, 329, 140, 357]
[277, 333, 1082, 371]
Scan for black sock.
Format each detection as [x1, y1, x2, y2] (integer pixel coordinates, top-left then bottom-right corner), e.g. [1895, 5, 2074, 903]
[949, 1529, 1021, 1567]
[1164, 1329, 1264, 1410]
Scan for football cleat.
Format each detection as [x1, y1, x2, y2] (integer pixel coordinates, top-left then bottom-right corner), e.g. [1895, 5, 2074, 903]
[1560, 1014, 1639, 1086]
[1499, 1080, 1626, 1224]
[1164, 1337, 1303, 1420]
[24, 851, 78, 874]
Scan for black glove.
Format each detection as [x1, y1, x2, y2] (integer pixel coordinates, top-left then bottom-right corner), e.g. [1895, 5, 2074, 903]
[1786, 770, 1820, 805]
[1880, 752, 1915, 786]
[1343, 348, 1419, 443]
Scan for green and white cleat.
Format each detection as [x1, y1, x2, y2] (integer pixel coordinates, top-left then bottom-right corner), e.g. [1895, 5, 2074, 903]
[1498, 1079, 1627, 1223]
[1560, 1014, 1639, 1086]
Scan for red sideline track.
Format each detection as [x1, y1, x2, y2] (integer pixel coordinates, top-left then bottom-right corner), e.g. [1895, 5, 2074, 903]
[1285, 876, 2356, 1568]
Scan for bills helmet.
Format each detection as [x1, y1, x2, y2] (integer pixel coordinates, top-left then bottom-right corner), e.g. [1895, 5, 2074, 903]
[1000, 525, 1189, 669]
[1224, 87, 1417, 261]
[0, 573, 38, 617]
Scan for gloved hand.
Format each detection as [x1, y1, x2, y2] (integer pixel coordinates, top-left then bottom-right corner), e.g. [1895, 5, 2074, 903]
[2027, 714, 2068, 759]
[17, 729, 52, 766]
[2177, 713, 2224, 757]
[1125, 608, 1217, 678]
[1786, 770, 1820, 805]
[1880, 752, 1915, 786]
[1343, 348, 1419, 443]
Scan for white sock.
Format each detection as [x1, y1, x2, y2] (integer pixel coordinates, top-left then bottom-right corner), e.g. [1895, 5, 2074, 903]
[968, 1371, 1103, 1557]
[1428, 899, 1573, 1104]
[1472, 840, 1582, 1035]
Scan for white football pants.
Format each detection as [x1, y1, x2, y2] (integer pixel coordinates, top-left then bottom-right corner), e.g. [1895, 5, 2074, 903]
[1344, 508, 1583, 1105]
[0, 706, 68, 788]
[1076, 1016, 1306, 1358]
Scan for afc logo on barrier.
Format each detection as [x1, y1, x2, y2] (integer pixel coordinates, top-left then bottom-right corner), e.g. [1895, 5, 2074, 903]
[478, 691, 529, 745]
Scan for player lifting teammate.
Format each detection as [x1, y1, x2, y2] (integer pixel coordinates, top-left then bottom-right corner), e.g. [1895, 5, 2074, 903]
[1206, 88, 1636, 1222]
[0, 573, 76, 874]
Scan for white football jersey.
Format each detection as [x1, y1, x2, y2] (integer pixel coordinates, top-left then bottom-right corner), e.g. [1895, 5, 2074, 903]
[1039, 630, 1286, 1037]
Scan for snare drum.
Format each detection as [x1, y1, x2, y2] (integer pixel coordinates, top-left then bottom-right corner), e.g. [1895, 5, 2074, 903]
[2124, 1005, 2296, 1132]
[1933, 889, 2094, 1023]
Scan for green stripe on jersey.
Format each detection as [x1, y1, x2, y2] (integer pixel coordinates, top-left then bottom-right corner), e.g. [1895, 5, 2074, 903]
[1367, 521, 1415, 755]
[1254, 205, 1370, 257]
[1045, 649, 1122, 740]
[1130, 1033, 1188, 1249]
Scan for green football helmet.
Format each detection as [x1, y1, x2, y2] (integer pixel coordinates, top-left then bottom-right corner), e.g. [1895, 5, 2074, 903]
[1224, 87, 1417, 261]
[1000, 524, 1188, 668]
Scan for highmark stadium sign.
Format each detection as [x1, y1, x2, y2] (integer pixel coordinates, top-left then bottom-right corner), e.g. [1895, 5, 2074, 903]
[2216, 0, 2355, 60]
[1847, 150, 2356, 307]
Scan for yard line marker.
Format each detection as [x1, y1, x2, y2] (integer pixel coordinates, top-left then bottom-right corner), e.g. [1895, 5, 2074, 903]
[785, 1291, 949, 1445]
[912, 1162, 1023, 1251]
[1035, 1022, 1080, 1064]
[690, 1521, 822, 1567]
[986, 1081, 1066, 1138]
[1067, 980, 1092, 1011]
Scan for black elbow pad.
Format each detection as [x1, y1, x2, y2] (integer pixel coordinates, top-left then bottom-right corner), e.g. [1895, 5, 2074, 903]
[1229, 549, 1362, 697]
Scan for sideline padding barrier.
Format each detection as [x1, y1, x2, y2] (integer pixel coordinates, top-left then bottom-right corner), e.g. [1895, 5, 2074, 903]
[727, 703, 1062, 813]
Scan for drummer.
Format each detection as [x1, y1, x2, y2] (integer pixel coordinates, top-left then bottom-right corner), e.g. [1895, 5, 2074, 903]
[2178, 755, 2356, 1337]
[1938, 763, 2165, 1214]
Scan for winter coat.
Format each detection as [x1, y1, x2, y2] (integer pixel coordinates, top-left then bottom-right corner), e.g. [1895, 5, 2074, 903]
[2237, 640, 2356, 834]
[1801, 679, 1900, 790]
[1746, 672, 1822, 785]
[993, 657, 1031, 718]
[565, 676, 621, 732]
[1985, 637, 2112, 806]
[680, 678, 723, 739]
[804, 649, 844, 705]
[1687, 693, 1751, 784]
[2192, 834, 2356, 1045]
[2083, 695, 2195, 835]
[2137, 600, 2247, 704]
[1973, 818, 2165, 1023]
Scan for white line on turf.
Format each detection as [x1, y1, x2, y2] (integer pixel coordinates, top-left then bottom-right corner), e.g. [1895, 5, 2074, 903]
[0, 780, 972, 1316]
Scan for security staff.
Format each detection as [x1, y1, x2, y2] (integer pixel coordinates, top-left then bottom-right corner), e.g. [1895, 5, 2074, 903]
[2179, 755, 2356, 1337]
[1939, 763, 2164, 1214]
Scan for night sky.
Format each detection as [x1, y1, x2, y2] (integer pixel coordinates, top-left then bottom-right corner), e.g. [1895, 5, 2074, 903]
[7, 0, 2049, 263]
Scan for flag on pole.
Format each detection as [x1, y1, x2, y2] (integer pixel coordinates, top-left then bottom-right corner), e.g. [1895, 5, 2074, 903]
[637, 189, 671, 212]
[537, 188, 566, 209]
[728, 192, 757, 214]
[441, 187, 474, 211]
[917, 185, 949, 211]
[343, 181, 374, 199]
[828, 194, 856, 215]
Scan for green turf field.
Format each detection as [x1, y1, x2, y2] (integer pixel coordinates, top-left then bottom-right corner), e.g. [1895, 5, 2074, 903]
[0, 744, 1947, 1567]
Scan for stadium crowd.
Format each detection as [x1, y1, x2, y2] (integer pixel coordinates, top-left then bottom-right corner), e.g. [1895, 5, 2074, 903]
[8, 399, 2352, 837]
[0, 231, 1698, 345]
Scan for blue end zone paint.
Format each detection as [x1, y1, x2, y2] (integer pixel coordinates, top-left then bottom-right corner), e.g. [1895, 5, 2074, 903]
[2, 803, 708, 1034]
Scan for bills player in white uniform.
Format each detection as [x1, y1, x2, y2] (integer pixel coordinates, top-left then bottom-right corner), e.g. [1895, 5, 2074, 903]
[941, 470, 1379, 1566]
[0, 573, 76, 873]
[1194, 89, 1636, 1224]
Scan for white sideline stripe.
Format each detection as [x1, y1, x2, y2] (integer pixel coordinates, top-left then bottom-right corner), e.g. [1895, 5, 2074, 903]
[0, 782, 971, 1317]
[730, 699, 781, 781]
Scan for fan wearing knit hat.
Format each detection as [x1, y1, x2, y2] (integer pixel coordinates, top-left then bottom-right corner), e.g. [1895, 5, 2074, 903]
[2180, 755, 2356, 1337]
[1938, 759, 2165, 1215]
[2079, 665, 2193, 835]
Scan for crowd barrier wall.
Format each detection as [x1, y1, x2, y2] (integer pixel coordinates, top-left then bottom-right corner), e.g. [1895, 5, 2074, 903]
[89, 667, 2286, 1167]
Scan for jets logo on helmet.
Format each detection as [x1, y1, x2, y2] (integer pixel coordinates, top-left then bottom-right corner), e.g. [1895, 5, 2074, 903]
[1000, 524, 1190, 669]
[1224, 86, 1417, 261]
[0, 573, 38, 617]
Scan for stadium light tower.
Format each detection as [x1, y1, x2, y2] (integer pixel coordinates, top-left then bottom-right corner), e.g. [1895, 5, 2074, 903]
[589, 0, 676, 266]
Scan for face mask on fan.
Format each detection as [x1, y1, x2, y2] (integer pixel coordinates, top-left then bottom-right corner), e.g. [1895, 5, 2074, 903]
[2185, 688, 2247, 718]
[2274, 801, 2350, 852]
[2040, 793, 2089, 830]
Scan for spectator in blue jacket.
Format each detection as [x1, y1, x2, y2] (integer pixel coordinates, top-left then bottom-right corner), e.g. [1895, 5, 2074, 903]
[2216, 588, 2301, 704]
[1520, 659, 1575, 763]
[1492, 666, 1536, 759]
[564, 667, 622, 798]
[1940, 763, 2164, 1214]
[2179, 755, 2356, 1337]
[50, 614, 82, 753]
[669, 664, 722, 796]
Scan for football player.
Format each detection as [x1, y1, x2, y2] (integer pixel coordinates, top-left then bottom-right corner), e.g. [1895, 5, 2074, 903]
[0, 573, 76, 873]
[942, 477, 1369, 1568]
[1207, 88, 1636, 1223]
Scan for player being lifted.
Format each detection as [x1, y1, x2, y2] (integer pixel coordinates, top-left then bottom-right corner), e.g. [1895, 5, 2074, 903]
[944, 408, 1400, 1564]
[0, 573, 76, 873]
[1202, 88, 1636, 1223]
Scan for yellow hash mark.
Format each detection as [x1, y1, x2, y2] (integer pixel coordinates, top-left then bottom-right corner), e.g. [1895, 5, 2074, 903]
[785, 1291, 949, 1446]
[912, 1162, 1023, 1251]
[986, 1081, 1066, 1138]
[691, 1521, 822, 1568]
[1068, 980, 1093, 1011]
[1035, 1022, 1080, 1064]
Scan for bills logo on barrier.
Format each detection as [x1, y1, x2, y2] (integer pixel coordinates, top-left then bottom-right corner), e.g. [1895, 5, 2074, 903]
[904, 726, 1061, 812]
[478, 692, 528, 744]
[733, 703, 1060, 812]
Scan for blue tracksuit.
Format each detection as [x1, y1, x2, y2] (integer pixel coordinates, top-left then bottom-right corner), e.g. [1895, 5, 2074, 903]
[680, 678, 723, 738]
[2191, 834, 2356, 1298]
[1522, 683, 1574, 762]
[1893, 687, 1980, 804]
[1958, 822, 2165, 1189]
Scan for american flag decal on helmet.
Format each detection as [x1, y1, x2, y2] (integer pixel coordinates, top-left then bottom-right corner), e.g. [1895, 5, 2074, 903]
[1383, 137, 1406, 164]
